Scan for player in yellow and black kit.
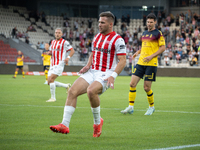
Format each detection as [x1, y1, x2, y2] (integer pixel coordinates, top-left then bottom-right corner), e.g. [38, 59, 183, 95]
[121, 13, 165, 115]
[13, 51, 25, 78]
[41, 43, 51, 84]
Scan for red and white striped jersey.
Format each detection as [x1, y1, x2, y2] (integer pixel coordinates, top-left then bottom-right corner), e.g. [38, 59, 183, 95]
[92, 31, 126, 72]
[50, 38, 72, 66]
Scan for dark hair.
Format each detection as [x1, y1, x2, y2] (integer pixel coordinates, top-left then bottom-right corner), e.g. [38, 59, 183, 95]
[146, 13, 157, 21]
[99, 11, 115, 23]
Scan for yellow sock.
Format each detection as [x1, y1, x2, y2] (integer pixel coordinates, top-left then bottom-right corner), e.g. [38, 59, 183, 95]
[22, 71, 25, 78]
[14, 71, 18, 77]
[146, 89, 154, 107]
[45, 70, 48, 81]
[129, 87, 136, 106]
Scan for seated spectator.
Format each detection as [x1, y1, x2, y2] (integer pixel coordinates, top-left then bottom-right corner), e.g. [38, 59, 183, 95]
[124, 34, 129, 44]
[17, 31, 23, 38]
[126, 14, 130, 26]
[176, 52, 181, 63]
[189, 55, 198, 66]
[88, 18, 93, 28]
[25, 37, 29, 44]
[36, 42, 40, 49]
[79, 39, 85, 49]
[75, 30, 80, 41]
[64, 20, 69, 27]
[164, 54, 170, 66]
[82, 47, 88, 60]
[69, 30, 74, 41]
[194, 27, 200, 38]
[181, 51, 188, 60]
[86, 38, 91, 51]
[74, 20, 79, 31]
[168, 51, 173, 60]
[128, 34, 133, 45]
[121, 15, 126, 23]
[11, 27, 17, 38]
[39, 42, 45, 49]
[27, 24, 36, 32]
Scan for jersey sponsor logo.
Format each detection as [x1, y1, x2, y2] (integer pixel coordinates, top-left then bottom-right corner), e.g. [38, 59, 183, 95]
[95, 47, 110, 54]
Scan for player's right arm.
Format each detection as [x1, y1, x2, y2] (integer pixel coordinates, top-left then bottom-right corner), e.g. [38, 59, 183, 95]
[79, 52, 93, 74]
[132, 49, 141, 59]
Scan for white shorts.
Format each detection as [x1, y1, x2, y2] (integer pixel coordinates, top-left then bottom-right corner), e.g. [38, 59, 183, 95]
[80, 69, 113, 94]
[48, 64, 64, 76]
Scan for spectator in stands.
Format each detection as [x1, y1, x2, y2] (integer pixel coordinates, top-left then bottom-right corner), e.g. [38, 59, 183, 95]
[41, 11, 47, 25]
[63, 13, 69, 20]
[128, 34, 133, 45]
[189, 55, 198, 66]
[25, 37, 29, 44]
[17, 31, 23, 38]
[69, 29, 74, 41]
[166, 15, 171, 26]
[186, 44, 191, 55]
[176, 52, 181, 63]
[194, 27, 200, 38]
[126, 14, 130, 26]
[138, 26, 141, 33]
[123, 34, 129, 44]
[4, 59, 8, 64]
[83, 31, 87, 41]
[37, 42, 40, 49]
[64, 20, 70, 27]
[75, 30, 80, 41]
[39, 42, 45, 50]
[11, 27, 17, 38]
[181, 51, 188, 60]
[74, 20, 79, 31]
[143, 15, 146, 26]
[192, 42, 198, 52]
[133, 28, 138, 37]
[82, 47, 88, 60]
[164, 54, 170, 66]
[121, 15, 126, 23]
[88, 18, 93, 28]
[192, 18, 196, 30]
[62, 28, 68, 39]
[133, 35, 138, 46]
[27, 24, 36, 32]
[87, 29, 94, 40]
[85, 37, 91, 52]
[175, 14, 179, 26]
[157, 11, 162, 26]
[197, 15, 200, 26]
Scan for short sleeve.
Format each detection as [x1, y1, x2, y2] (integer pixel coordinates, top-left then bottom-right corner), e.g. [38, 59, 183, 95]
[64, 40, 73, 51]
[158, 30, 165, 46]
[115, 38, 126, 55]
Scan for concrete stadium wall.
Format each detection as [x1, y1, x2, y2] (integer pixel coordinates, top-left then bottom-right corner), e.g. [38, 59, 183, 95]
[0, 64, 200, 77]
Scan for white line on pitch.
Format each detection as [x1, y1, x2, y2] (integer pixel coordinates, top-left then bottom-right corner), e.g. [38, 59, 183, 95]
[146, 143, 200, 150]
[0, 104, 200, 114]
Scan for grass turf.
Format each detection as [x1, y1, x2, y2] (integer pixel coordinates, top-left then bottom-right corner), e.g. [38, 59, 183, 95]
[0, 75, 200, 150]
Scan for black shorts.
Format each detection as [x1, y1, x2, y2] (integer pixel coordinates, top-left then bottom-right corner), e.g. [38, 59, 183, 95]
[16, 66, 23, 69]
[132, 64, 157, 81]
[44, 65, 50, 71]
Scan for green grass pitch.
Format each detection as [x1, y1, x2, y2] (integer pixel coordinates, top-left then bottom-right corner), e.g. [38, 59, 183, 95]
[0, 75, 200, 150]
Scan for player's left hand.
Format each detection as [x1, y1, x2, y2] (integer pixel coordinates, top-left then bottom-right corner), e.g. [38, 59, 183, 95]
[104, 76, 115, 89]
[64, 58, 69, 65]
[143, 56, 153, 62]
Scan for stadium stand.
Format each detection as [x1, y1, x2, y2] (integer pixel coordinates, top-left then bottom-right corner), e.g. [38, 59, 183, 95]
[0, 4, 199, 67]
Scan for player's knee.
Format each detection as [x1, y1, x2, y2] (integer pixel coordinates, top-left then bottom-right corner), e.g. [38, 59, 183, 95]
[68, 87, 78, 97]
[144, 86, 150, 92]
[87, 87, 95, 97]
[130, 82, 137, 88]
